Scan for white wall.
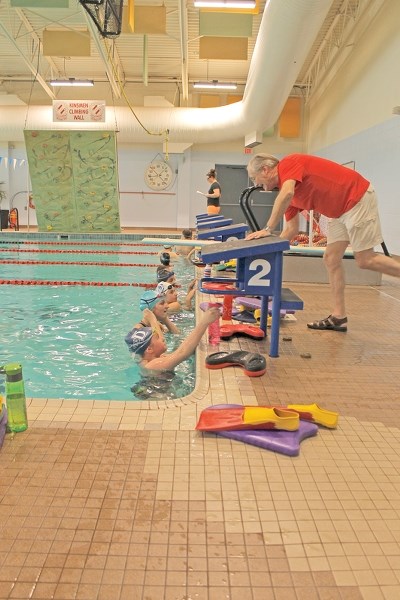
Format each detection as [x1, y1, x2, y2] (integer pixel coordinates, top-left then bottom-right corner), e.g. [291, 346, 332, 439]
[307, 0, 400, 254]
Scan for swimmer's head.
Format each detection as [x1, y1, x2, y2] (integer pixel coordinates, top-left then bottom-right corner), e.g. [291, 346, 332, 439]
[157, 268, 175, 283]
[124, 327, 153, 355]
[182, 229, 192, 239]
[139, 290, 163, 311]
[160, 252, 171, 266]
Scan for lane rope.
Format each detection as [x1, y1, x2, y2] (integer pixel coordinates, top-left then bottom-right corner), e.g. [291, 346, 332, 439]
[0, 248, 158, 255]
[0, 279, 156, 288]
[0, 240, 164, 247]
[0, 259, 159, 267]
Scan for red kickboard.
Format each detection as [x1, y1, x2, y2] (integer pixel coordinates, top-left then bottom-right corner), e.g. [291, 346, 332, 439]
[220, 323, 265, 340]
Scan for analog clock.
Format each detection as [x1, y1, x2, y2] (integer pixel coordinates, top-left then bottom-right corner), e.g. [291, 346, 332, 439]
[144, 161, 173, 190]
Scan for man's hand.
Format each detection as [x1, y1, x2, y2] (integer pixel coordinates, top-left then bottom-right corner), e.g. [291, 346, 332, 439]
[246, 229, 271, 240]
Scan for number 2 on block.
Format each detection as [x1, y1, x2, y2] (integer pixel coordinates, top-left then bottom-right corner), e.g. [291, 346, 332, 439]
[247, 259, 271, 287]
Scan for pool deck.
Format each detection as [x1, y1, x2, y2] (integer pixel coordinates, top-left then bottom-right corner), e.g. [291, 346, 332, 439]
[1, 229, 400, 600]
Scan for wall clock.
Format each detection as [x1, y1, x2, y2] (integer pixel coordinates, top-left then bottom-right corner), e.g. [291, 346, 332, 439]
[144, 160, 173, 190]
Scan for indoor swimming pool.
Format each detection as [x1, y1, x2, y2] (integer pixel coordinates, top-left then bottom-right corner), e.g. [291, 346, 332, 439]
[0, 235, 196, 401]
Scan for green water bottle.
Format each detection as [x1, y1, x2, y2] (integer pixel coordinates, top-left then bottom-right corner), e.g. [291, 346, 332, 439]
[3, 363, 28, 433]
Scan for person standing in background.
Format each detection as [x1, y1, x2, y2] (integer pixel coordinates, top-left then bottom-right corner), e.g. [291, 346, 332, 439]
[197, 169, 221, 215]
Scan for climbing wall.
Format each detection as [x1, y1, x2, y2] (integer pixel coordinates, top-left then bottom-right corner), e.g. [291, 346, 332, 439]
[24, 130, 120, 232]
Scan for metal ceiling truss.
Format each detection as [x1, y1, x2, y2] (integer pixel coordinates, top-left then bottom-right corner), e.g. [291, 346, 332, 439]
[301, 0, 384, 103]
[80, 6, 124, 99]
[0, 7, 57, 100]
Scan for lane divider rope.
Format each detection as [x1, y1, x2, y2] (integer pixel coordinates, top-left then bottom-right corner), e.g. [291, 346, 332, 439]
[0, 260, 159, 267]
[0, 280, 155, 287]
[0, 240, 164, 247]
[0, 248, 158, 255]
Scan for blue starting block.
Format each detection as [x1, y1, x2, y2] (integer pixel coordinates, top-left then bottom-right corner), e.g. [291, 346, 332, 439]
[201, 236, 299, 358]
[197, 218, 233, 230]
[196, 213, 225, 221]
[197, 223, 248, 242]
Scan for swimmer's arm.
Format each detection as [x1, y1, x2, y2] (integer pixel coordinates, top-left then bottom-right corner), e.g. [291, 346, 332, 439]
[161, 315, 180, 334]
[143, 309, 165, 341]
[143, 307, 219, 371]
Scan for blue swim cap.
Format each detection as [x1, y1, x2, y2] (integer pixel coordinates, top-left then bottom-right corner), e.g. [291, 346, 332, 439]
[125, 327, 153, 355]
[139, 290, 162, 311]
[157, 269, 174, 283]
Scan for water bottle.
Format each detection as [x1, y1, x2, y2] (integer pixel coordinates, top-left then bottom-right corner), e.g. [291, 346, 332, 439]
[208, 303, 221, 346]
[204, 264, 212, 278]
[222, 295, 233, 320]
[3, 363, 28, 433]
[0, 401, 7, 448]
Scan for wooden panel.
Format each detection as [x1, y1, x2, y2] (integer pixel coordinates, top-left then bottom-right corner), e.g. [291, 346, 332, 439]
[133, 6, 166, 34]
[199, 13, 252, 37]
[43, 30, 90, 57]
[199, 95, 220, 108]
[122, 1, 135, 34]
[199, 37, 248, 60]
[226, 94, 243, 104]
[279, 97, 302, 138]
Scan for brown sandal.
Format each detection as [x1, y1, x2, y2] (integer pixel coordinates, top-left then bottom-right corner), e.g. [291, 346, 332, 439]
[307, 315, 348, 332]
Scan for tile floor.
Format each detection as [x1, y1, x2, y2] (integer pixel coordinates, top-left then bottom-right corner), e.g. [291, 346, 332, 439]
[1, 239, 400, 599]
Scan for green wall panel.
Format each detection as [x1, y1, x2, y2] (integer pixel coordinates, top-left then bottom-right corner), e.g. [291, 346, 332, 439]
[24, 130, 120, 233]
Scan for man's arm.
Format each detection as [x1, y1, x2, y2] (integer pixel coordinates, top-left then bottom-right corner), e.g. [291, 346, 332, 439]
[143, 308, 220, 371]
[280, 214, 299, 241]
[246, 179, 296, 240]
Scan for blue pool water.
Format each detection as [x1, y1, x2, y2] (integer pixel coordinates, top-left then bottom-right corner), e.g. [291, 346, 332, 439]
[0, 238, 196, 401]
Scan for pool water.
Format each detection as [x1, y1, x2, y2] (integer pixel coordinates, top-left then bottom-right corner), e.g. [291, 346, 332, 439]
[0, 239, 196, 401]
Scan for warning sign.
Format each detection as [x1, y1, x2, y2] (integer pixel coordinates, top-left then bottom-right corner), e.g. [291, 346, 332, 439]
[53, 100, 106, 122]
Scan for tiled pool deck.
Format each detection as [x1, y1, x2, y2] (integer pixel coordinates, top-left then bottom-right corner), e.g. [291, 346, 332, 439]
[1, 230, 400, 599]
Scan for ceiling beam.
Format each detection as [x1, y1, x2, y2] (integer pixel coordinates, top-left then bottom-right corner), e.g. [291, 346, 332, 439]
[80, 7, 123, 100]
[0, 18, 56, 100]
[14, 7, 61, 80]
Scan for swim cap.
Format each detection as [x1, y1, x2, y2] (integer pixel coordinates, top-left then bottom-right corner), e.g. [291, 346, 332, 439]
[124, 327, 153, 355]
[163, 244, 173, 249]
[156, 281, 174, 296]
[139, 290, 163, 311]
[157, 269, 174, 283]
[160, 252, 171, 266]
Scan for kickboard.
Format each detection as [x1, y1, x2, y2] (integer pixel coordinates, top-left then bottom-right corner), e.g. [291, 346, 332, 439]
[220, 324, 265, 340]
[235, 297, 290, 315]
[204, 404, 318, 456]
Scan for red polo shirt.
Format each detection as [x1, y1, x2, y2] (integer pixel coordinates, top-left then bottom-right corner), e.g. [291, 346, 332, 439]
[280, 154, 370, 222]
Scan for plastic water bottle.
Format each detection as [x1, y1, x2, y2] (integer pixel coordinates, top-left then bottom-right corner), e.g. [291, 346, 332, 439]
[222, 295, 233, 320]
[204, 264, 212, 278]
[208, 303, 221, 345]
[0, 402, 7, 448]
[3, 363, 28, 433]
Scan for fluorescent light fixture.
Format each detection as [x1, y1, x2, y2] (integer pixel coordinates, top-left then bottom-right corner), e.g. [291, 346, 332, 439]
[194, 0, 256, 8]
[49, 78, 94, 87]
[193, 80, 237, 90]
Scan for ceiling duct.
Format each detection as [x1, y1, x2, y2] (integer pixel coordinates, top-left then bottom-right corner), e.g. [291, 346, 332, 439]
[0, 0, 333, 144]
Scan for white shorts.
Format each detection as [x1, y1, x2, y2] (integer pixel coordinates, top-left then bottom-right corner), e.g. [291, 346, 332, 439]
[327, 187, 383, 252]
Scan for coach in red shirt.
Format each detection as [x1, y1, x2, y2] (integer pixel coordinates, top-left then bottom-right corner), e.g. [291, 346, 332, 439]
[246, 153, 400, 332]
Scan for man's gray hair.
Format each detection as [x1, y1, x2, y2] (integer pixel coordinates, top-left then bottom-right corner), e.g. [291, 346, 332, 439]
[247, 153, 280, 178]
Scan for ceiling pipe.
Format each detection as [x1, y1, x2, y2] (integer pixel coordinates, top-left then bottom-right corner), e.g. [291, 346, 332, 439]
[178, 0, 189, 102]
[0, 0, 333, 143]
